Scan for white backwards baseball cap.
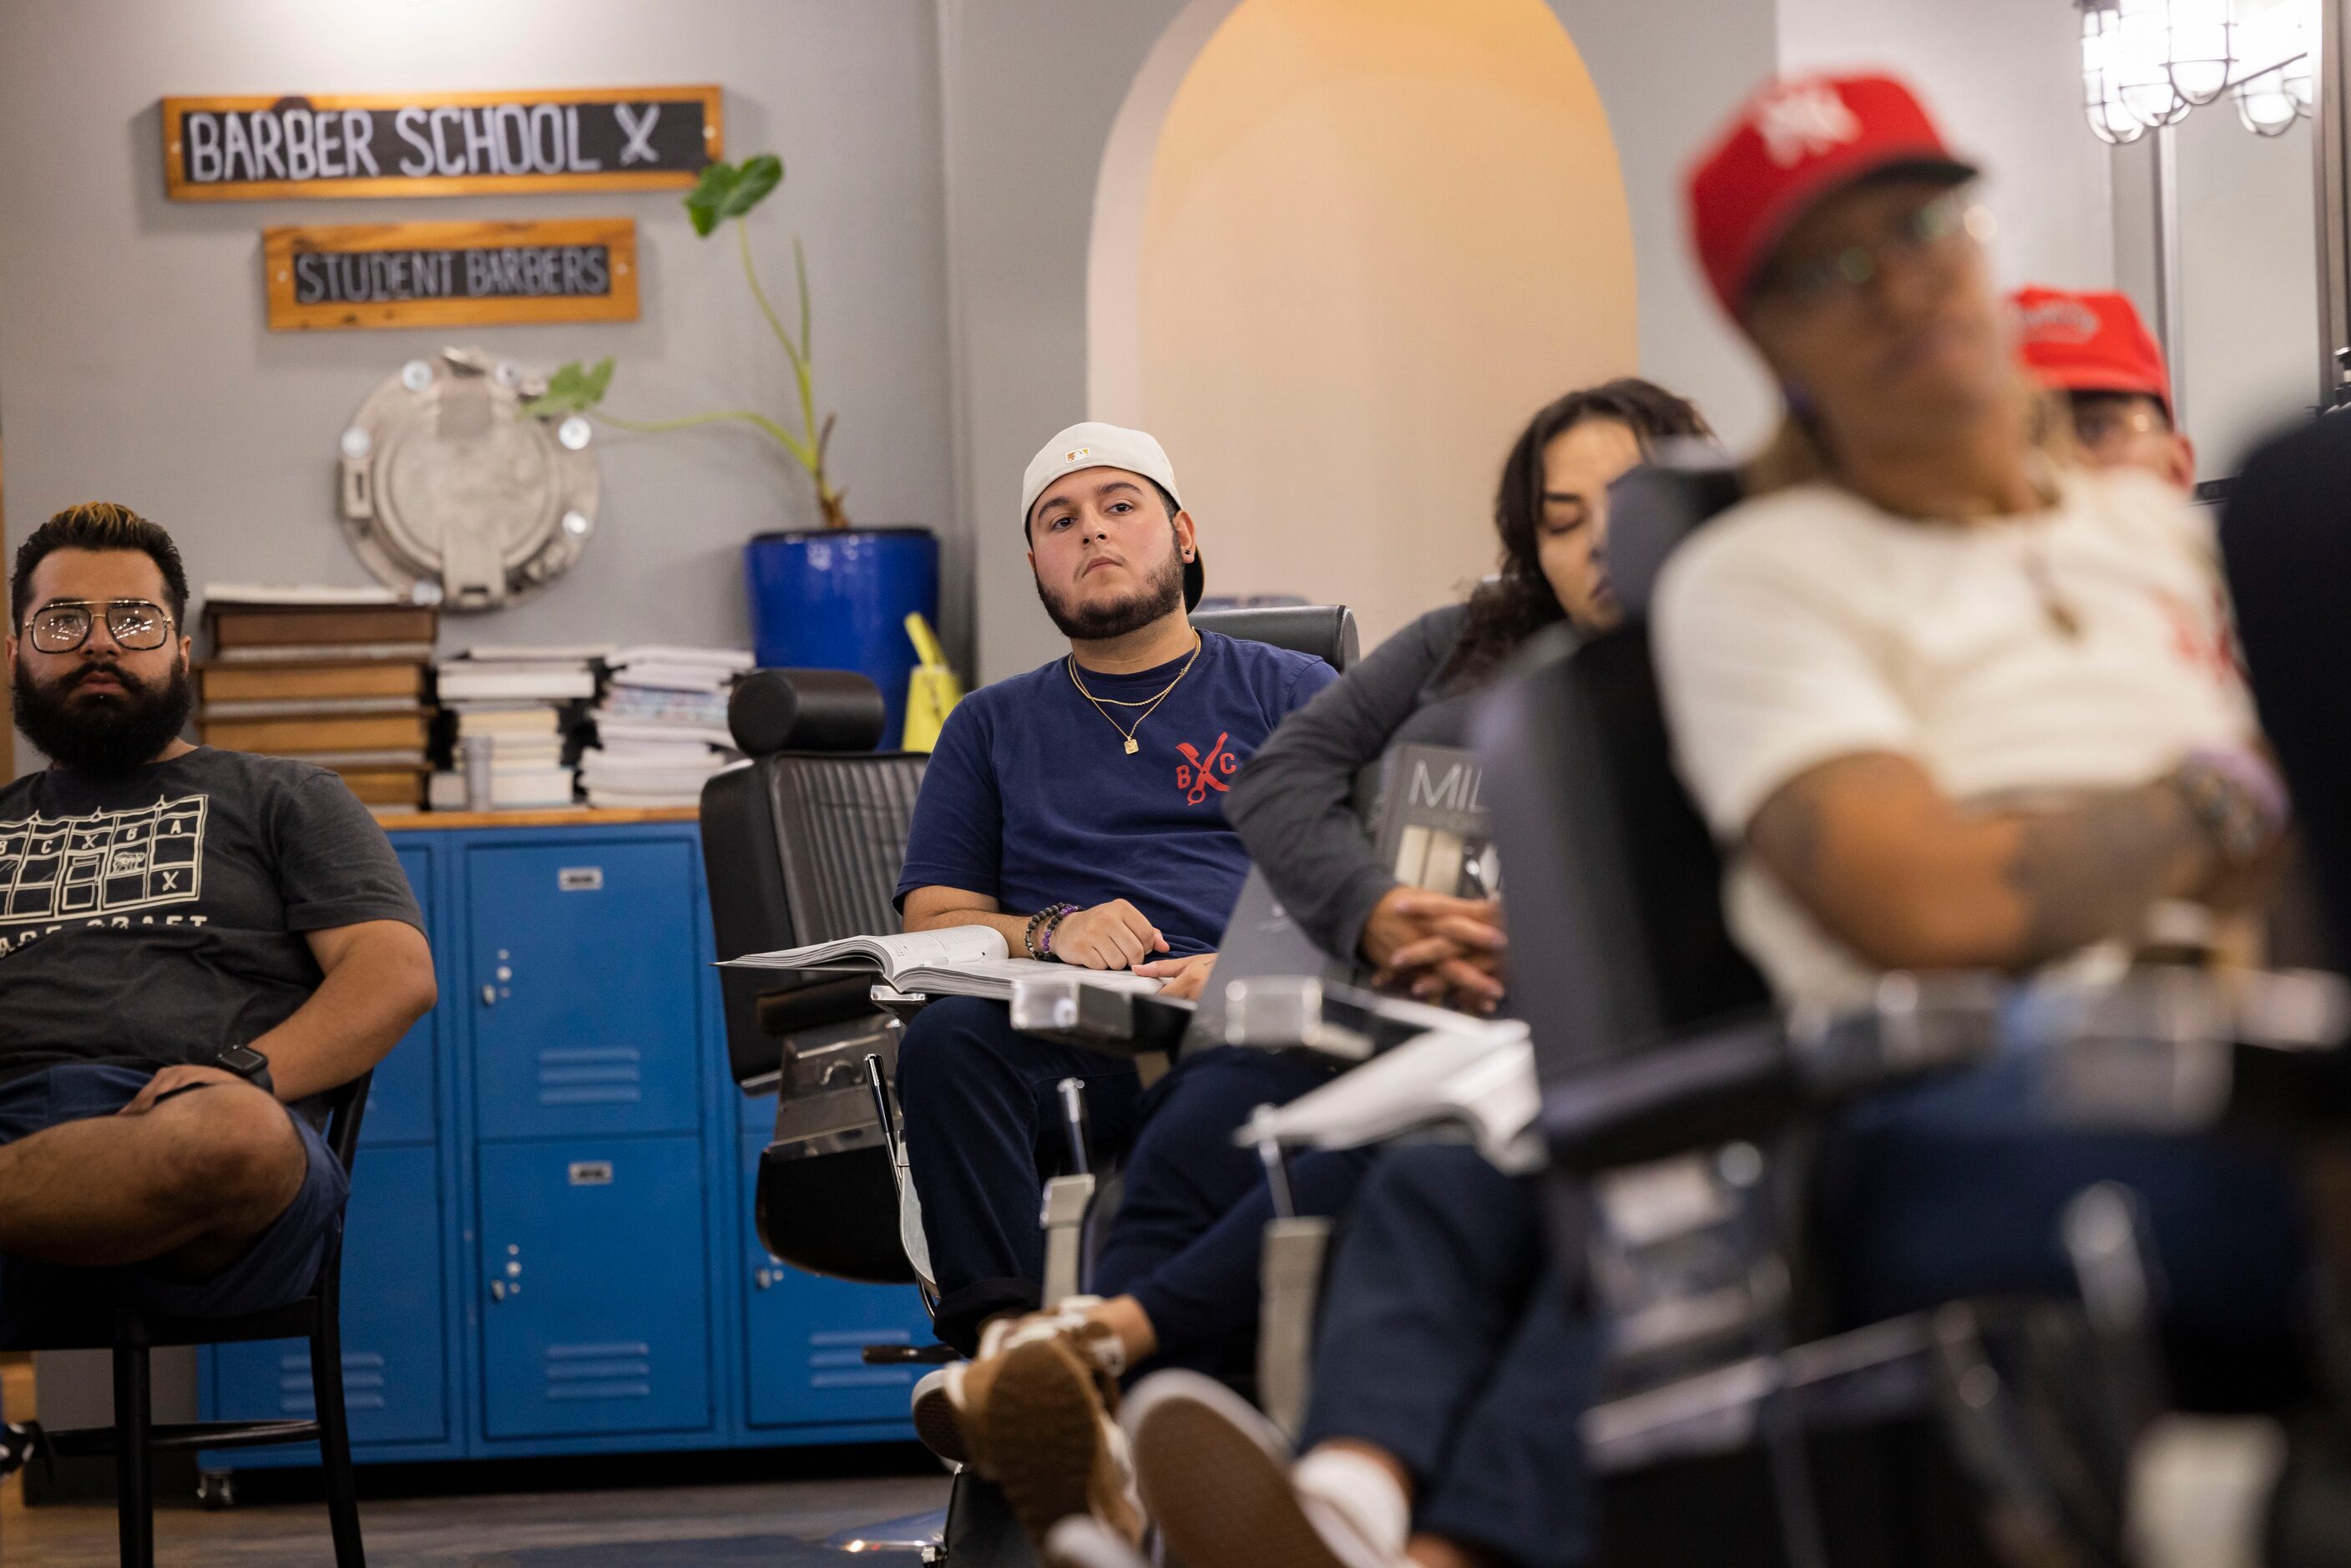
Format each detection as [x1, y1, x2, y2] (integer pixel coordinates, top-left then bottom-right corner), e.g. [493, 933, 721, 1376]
[1019, 421, 1201, 609]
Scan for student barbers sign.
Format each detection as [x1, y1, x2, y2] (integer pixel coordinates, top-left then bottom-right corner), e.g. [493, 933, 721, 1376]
[261, 220, 639, 331]
[161, 87, 720, 200]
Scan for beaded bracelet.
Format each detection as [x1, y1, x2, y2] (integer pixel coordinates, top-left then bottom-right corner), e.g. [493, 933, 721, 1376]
[1039, 904, 1076, 960]
[1024, 902, 1077, 960]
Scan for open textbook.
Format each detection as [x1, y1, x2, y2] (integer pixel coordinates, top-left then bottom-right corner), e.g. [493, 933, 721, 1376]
[720, 924, 1165, 1003]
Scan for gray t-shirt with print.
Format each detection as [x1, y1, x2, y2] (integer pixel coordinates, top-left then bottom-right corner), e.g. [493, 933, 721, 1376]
[0, 747, 424, 1086]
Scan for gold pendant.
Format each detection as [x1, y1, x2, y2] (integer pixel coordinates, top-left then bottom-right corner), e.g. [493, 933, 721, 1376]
[1123, 736, 1140, 755]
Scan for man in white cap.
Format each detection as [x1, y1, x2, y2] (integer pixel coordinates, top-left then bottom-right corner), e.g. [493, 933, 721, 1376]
[889, 421, 1338, 1369]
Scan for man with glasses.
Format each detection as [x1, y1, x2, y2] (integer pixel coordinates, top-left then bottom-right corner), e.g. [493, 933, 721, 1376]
[1121, 74, 2310, 1568]
[2015, 284, 2195, 493]
[0, 502, 435, 1343]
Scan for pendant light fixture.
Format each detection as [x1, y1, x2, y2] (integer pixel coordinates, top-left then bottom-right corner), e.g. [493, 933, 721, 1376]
[2078, 0, 2315, 143]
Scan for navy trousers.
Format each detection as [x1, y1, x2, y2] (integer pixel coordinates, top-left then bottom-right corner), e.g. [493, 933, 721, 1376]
[1302, 1054, 2311, 1568]
[1302, 1144, 1595, 1568]
[897, 995, 1369, 1359]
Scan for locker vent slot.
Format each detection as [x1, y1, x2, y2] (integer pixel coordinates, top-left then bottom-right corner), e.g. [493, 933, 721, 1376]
[807, 1328, 913, 1390]
[272, 1350, 390, 1414]
[544, 1340, 654, 1401]
[535, 1046, 644, 1105]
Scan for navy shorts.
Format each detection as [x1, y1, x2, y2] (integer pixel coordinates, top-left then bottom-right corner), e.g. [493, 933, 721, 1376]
[0, 1063, 349, 1343]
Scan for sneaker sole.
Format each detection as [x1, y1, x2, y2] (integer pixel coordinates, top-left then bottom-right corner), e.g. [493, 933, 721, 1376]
[1132, 1380, 1348, 1568]
[911, 1377, 969, 1468]
[983, 1338, 1112, 1547]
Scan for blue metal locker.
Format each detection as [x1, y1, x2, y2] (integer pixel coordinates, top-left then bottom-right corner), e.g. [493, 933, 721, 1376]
[206, 1142, 447, 1449]
[467, 840, 702, 1140]
[477, 1136, 713, 1441]
[361, 846, 438, 1147]
[738, 1130, 933, 1429]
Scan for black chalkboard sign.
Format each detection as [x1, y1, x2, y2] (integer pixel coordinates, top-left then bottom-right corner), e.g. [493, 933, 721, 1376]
[164, 87, 720, 200]
[264, 220, 640, 331]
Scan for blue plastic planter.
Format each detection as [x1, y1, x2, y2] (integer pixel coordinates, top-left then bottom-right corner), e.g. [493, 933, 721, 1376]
[745, 528, 941, 748]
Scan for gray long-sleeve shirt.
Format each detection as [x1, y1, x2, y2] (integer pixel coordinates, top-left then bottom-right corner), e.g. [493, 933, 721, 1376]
[1222, 603, 1485, 960]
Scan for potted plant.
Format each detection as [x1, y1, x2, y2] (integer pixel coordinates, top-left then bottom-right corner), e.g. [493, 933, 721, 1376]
[528, 154, 939, 745]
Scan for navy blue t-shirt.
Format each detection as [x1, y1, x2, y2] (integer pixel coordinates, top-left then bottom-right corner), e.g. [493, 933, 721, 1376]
[895, 630, 1337, 955]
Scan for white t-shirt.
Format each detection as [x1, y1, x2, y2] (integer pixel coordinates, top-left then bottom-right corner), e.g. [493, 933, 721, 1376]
[1651, 467, 2257, 1014]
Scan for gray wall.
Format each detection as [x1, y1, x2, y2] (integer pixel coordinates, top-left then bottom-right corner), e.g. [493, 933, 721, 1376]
[934, 0, 1190, 685]
[1548, 0, 1784, 448]
[0, 0, 955, 660]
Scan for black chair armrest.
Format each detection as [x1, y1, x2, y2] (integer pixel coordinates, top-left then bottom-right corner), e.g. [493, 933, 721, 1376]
[1542, 1017, 1802, 1173]
[755, 977, 886, 1039]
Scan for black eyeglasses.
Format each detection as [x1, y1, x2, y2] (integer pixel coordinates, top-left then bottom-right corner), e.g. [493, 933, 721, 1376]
[22, 599, 176, 654]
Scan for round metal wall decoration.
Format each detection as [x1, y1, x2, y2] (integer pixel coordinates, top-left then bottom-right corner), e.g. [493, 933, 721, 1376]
[336, 347, 601, 611]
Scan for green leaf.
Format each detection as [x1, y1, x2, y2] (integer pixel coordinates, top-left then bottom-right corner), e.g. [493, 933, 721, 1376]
[681, 154, 784, 237]
[722, 154, 783, 221]
[521, 357, 614, 417]
[683, 162, 736, 237]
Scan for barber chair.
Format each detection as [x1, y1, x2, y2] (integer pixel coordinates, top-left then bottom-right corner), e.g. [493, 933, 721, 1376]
[1214, 453, 2351, 1566]
[1195, 604, 1360, 672]
[705, 609, 1358, 1565]
[700, 667, 938, 1294]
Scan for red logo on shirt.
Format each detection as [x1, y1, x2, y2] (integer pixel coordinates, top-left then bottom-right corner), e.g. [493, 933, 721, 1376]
[1176, 732, 1237, 805]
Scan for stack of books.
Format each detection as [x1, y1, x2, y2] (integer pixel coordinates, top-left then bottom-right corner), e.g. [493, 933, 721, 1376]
[579, 645, 752, 807]
[196, 585, 437, 811]
[428, 645, 610, 811]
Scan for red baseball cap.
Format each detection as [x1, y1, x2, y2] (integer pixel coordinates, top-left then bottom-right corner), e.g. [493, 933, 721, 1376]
[2010, 285, 2172, 419]
[1686, 72, 1977, 317]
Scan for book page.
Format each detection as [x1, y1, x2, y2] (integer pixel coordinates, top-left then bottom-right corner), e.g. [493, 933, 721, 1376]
[939, 958, 1165, 994]
[722, 923, 1007, 974]
[866, 925, 1011, 975]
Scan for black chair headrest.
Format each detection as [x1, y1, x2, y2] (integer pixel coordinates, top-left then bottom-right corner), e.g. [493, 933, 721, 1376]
[727, 669, 888, 756]
[1605, 443, 1746, 620]
[1192, 604, 1361, 672]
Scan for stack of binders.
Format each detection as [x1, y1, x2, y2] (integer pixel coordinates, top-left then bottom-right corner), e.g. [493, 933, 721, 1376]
[195, 584, 437, 812]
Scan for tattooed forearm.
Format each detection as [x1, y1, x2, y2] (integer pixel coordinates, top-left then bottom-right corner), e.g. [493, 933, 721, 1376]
[2002, 780, 2211, 967]
[1746, 752, 2220, 973]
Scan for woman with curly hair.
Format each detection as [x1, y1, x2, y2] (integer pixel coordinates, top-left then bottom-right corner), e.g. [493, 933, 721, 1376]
[1226, 377, 1712, 1009]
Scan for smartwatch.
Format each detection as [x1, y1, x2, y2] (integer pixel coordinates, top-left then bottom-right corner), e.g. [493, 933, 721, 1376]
[213, 1044, 276, 1097]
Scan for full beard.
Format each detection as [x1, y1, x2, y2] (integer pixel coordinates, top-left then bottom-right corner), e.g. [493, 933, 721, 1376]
[13, 656, 196, 775]
[1034, 536, 1186, 642]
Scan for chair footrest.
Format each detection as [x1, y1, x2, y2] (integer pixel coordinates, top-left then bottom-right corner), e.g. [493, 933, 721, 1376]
[46, 1418, 324, 1458]
[862, 1342, 960, 1365]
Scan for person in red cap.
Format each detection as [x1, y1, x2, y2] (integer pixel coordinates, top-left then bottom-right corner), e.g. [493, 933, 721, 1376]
[2013, 284, 2194, 492]
[1113, 72, 2313, 1568]
[1661, 68, 2278, 1026]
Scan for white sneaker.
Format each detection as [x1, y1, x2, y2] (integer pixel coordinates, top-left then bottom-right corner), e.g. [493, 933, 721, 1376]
[1042, 1515, 1154, 1568]
[910, 1365, 968, 1467]
[1125, 1370, 1408, 1568]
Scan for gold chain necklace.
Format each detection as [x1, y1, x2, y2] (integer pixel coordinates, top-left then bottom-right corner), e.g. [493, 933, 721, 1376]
[1067, 635, 1202, 755]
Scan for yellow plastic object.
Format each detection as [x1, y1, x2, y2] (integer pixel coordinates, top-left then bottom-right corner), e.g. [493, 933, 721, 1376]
[901, 612, 963, 752]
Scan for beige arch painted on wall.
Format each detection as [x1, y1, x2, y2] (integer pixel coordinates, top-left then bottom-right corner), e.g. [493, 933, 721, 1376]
[1086, 0, 1641, 647]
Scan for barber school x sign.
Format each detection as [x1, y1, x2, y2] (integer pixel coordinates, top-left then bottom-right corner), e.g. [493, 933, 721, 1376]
[161, 86, 721, 200]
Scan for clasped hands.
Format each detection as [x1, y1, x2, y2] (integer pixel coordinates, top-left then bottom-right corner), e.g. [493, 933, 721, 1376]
[1052, 898, 1218, 1001]
[1360, 887, 1508, 1013]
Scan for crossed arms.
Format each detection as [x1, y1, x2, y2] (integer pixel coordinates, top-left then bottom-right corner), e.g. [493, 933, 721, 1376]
[1747, 751, 2264, 972]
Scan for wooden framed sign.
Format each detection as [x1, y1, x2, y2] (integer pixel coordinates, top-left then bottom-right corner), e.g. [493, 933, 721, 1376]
[262, 220, 639, 331]
[163, 86, 720, 200]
